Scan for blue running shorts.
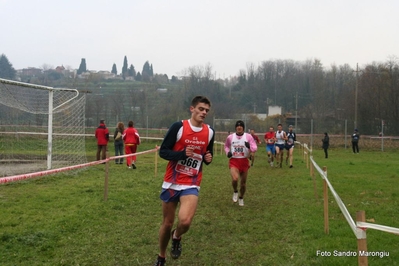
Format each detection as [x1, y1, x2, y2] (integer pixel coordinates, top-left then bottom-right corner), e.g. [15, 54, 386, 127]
[160, 187, 199, 202]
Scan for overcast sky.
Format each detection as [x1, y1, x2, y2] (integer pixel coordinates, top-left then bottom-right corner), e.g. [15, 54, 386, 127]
[1, 0, 398, 78]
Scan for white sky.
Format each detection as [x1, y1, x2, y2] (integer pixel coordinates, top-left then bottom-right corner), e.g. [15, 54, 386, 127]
[1, 0, 398, 78]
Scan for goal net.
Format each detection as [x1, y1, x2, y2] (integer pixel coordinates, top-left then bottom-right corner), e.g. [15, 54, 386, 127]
[0, 78, 87, 177]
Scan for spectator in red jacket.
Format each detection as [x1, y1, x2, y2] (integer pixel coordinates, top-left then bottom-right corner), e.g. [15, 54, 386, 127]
[123, 120, 141, 169]
[95, 119, 109, 161]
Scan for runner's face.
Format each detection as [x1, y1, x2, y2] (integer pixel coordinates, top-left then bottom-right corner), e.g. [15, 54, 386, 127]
[236, 125, 244, 134]
[277, 125, 282, 132]
[269, 127, 274, 132]
[190, 102, 210, 125]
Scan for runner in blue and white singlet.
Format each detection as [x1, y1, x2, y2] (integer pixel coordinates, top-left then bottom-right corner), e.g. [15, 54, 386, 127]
[275, 123, 287, 168]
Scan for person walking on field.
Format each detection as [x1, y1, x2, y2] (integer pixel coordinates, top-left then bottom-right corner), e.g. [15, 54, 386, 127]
[123, 120, 140, 169]
[264, 126, 276, 167]
[225, 121, 257, 207]
[113, 122, 125, 164]
[154, 96, 215, 266]
[249, 129, 262, 166]
[351, 129, 360, 154]
[95, 119, 109, 161]
[322, 132, 329, 158]
[275, 123, 287, 168]
[285, 125, 297, 168]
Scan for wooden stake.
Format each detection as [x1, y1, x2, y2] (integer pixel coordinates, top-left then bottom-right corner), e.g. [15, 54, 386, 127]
[311, 163, 317, 199]
[357, 210, 368, 266]
[154, 145, 158, 177]
[323, 166, 329, 234]
[104, 153, 109, 201]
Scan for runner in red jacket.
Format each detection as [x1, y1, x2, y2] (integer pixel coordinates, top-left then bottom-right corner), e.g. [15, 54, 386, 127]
[95, 120, 109, 161]
[123, 120, 140, 169]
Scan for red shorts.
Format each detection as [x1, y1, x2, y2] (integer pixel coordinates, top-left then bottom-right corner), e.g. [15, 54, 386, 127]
[229, 158, 250, 173]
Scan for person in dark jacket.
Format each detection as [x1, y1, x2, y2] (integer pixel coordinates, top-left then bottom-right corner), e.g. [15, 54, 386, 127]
[322, 132, 329, 159]
[351, 129, 360, 153]
[95, 120, 109, 161]
[113, 122, 125, 164]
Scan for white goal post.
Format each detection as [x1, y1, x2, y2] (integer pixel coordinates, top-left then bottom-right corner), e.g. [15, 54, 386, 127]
[0, 78, 87, 177]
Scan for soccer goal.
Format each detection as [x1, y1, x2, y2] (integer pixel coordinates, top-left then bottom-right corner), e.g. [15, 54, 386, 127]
[0, 78, 87, 177]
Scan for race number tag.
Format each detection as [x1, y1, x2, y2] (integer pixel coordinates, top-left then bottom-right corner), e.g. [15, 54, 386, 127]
[175, 152, 203, 176]
[268, 139, 274, 144]
[233, 145, 245, 157]
[287, 138, 294, 145]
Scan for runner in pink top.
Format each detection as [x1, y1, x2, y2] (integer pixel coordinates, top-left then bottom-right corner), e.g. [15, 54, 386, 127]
[224, 120, 258, 206]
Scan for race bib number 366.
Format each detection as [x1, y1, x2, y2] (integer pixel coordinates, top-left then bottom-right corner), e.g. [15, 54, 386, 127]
[175, 152, 203, 176]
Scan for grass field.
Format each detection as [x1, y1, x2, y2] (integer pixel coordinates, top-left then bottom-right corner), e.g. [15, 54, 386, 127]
[0, 140, 398, 266]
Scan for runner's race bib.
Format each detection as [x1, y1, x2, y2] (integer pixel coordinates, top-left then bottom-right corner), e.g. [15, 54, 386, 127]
[233, 145, 245, 157]
[175, 152, 203, 176]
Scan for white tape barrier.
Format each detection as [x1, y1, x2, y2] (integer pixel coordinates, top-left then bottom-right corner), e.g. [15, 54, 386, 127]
[310, 156, 360, 238]
[357, 222, 399, 236]
[0, 148, 159, 184]
[108, 147, 159, 162]
[303, 143, 312, 153]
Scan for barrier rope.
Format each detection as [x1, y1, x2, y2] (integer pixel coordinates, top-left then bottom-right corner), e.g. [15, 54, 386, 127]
[0, 148, 159, 185]
[310, 155, 359, 238]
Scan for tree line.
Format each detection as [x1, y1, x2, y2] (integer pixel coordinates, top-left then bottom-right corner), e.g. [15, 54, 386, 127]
[77, 56, 155, 82]
[1, 53, 399, 135]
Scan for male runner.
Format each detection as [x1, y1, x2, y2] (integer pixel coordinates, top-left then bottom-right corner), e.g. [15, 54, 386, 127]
[264, 126, 276, 167]
[225, 121, 257, 206]
[249, 129, 262, 166]
[275, 123, 287, 168]
[285, 125, 296, 168]
[154, 96, 215, 266]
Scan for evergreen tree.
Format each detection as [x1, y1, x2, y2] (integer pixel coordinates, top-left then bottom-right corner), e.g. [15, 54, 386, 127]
[111, 63, 117, 75]
[0, 54, 16, 79]
[135, 71, 142, 81]
[150, 64, 154, 76]
[128, 64, 136, 77]
[77, 58, 87, 75]
[122, 56, 128, 80]
[142, 61, 151, 77]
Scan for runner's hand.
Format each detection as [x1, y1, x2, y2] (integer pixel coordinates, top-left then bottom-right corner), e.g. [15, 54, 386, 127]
[204, 150, 212, 163]
[185, 146, 194, 157]
[244, 141, 250, 149]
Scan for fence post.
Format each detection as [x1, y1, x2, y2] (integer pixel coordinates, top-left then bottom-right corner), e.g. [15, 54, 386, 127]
[323, 166, 329, 234]
[104, 156, 110, 201]
[357, 210, 368, 266]
[310, 162, 318, 199]
[306, 150, 309, 169]
[154, 145, 158, 177]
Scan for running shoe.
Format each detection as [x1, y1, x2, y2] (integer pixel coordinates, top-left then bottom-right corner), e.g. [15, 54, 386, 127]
[170, 229, 182, 259]
[238, 198, 244, 206]
[153, 256, 166, 266]
[289, 165, 293, 168]
[132, 163, 136, 169]
[232, 192, 238, 203]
